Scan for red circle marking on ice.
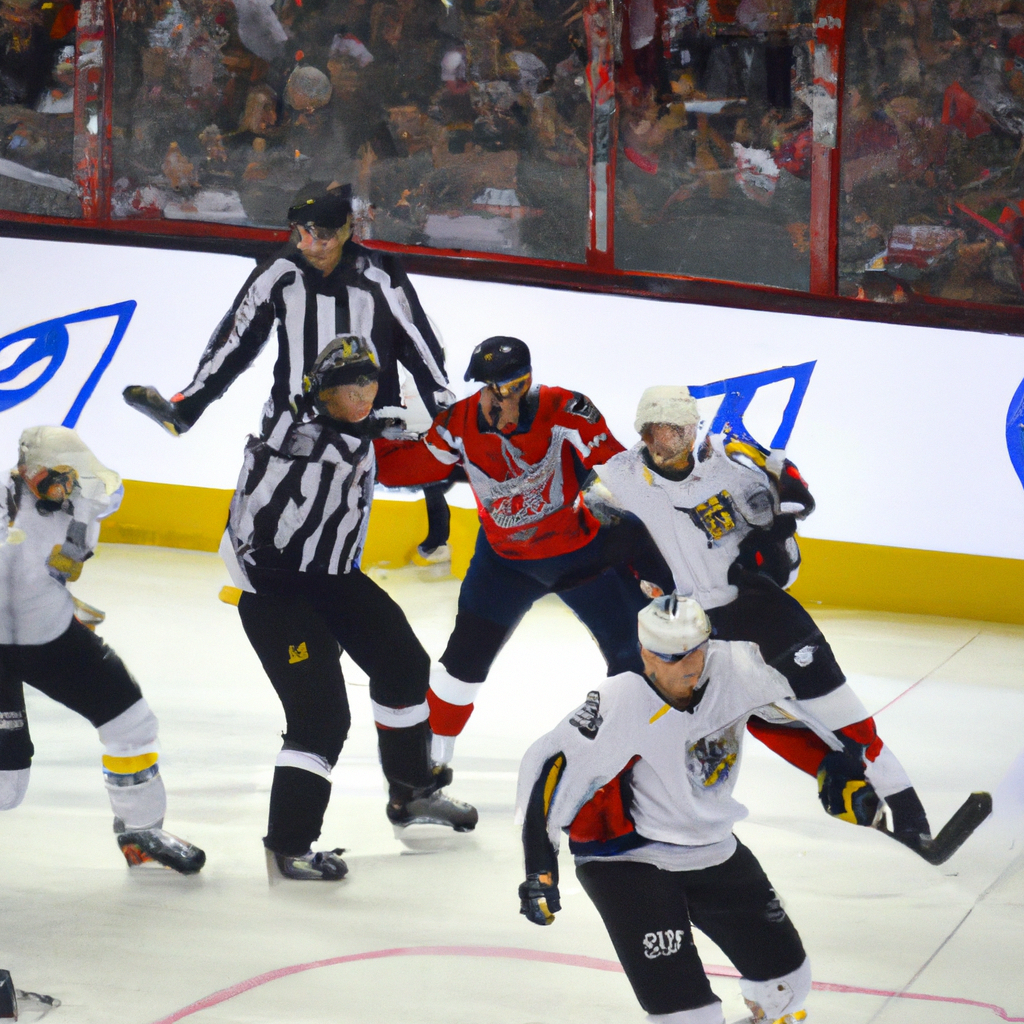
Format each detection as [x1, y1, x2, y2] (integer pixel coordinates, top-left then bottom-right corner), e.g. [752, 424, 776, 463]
[147, 945, 1024, 1023]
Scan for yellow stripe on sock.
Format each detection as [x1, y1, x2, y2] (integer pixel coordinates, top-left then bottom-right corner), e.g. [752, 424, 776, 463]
[649, 703, 671, 724]
[102, 752, 159, 774]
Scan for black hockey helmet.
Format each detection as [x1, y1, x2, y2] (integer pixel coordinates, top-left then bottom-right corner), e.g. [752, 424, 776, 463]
[304, 334, 379, 412]
[287, 181, 353, 230]
[464, 336, 531, 386]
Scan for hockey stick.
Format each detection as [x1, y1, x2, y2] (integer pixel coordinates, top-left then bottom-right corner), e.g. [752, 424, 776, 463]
[766, 702, 993, 865]
[876, 791, 993, 865]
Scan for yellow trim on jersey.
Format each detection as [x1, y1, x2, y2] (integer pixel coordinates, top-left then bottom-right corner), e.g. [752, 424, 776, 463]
[542, 755, 565, 815]
[102, 752, 159, 775]
[724, 438, 768, 468]
[649, 703, 671, 724]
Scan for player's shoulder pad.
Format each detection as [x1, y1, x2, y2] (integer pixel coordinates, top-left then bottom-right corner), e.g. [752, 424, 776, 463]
[569, 690, 603, 739]
[564, 391, 603, 425]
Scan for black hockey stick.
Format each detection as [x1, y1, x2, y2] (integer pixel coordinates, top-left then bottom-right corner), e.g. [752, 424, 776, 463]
[881, 792, 993, 865]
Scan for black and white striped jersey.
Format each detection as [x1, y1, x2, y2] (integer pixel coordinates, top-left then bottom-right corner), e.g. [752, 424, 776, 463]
[176, 242, 451, 449]
[228, 419, 375, 577]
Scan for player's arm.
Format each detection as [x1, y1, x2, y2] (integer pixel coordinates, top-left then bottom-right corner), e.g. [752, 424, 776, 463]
[519, 752, 567, 925]
[578, 470, 628, 524]
[374, 408, 462, 487]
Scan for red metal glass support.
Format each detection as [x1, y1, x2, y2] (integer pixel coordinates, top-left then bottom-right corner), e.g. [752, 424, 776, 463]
[808, 0, 847, 296]
[71, 0, 106, 220]
[585, 0, 616, 271]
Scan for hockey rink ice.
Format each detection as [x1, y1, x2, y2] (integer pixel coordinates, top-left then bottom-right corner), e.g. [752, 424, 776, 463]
[2, 543, 1022, 1024]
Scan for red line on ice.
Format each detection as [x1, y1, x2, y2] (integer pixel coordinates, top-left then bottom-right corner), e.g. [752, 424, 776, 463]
[147, 945, 1024, 1023]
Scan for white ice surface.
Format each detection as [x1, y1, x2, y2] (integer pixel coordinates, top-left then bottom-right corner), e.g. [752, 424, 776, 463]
[2, 545, 1023, 1024]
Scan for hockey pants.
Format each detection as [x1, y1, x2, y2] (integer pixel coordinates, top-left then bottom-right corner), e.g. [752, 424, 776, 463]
[428, 527, 652, 746]
[576, 842, 808, 1019]
[240, 569, 435, 856]
[0, 618, 167, 828]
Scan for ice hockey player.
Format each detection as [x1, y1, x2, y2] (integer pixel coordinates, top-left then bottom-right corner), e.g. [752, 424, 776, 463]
[224, 335, 477, 881]
[122, 181, 454, 446]
[582, 385, 931, 849]
[0, 426, 205, 874]
[376, 336, 673, 769]
[517, 593, 812, 1024]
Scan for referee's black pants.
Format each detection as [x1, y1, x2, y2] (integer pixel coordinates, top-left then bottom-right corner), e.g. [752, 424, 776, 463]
[576, 841, 806, 1017]
[239, 567, 434, 855]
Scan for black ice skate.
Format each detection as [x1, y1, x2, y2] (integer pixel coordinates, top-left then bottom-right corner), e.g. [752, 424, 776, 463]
[114, 819, 206, 874]
[122, 385, 190, 437]
[265, 847, 348, 882]
[386, 777, 478, 833]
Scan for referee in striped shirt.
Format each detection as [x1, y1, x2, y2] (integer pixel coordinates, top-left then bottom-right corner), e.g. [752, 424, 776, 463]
[124, 182, 454, 449]
[226, 335, 477, 881]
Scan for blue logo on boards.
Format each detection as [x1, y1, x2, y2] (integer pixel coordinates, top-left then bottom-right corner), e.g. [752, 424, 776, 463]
[1007, 377, 1024, 491]
[0, 301, 136, 427]
[689, 361, 816, 450]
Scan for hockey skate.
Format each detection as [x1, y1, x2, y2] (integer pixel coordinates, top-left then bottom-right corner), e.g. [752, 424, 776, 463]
[114, 818, 206, 875]
[386, 771, 478, 850]
[265, 847, 348, 883]
[122, 385, 190, 437]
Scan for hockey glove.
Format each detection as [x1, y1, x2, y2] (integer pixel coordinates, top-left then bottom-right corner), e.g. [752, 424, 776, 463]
[519, 872, 561, 926]
[123, 385, 191, 437]
[817, 750, 882, 827]
[47, 544, 83, 582]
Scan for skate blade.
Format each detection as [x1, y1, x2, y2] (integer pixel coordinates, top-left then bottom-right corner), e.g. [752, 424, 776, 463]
[392, 822, 468, 852]
[15, 990, 61, 1022]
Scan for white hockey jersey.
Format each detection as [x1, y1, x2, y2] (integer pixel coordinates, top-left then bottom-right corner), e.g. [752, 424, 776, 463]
[516, 640, 797, 865]
[587, 437, 776, 608]
[0, 469, 122, 646]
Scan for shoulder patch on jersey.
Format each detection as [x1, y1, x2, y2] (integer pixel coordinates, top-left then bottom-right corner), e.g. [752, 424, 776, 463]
[569, 690, 604, 739]
[565, 392, 602, 424]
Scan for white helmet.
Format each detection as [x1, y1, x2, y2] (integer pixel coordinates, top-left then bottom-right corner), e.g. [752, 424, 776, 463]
[637, 593, 711, 656]
[17, 426, 120, 503]
[634, 385, 699, 434]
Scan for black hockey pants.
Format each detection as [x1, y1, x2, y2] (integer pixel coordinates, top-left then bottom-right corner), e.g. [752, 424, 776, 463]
[240, 568, 434, 855]
[0, 618, 142, 772]
[576, 842, 806, 1017]
[712, 568, 846, 699]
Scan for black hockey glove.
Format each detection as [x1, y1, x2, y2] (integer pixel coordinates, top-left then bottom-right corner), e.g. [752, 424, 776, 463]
[817, 750, 881, 827]
[519, 872, 561, 926]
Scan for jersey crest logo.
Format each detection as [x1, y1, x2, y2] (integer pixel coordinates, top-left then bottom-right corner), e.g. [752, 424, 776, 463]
[679, 490, 737, 545]
[569, 690, 603, 739]
[686, 723, 742, 788]
[288, 642, 309, 664]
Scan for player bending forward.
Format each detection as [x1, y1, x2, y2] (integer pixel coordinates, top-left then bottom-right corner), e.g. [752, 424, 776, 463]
[583, 386, 931, 849]
[517, 594, 811, 1024]
[225, 335, 476, 881]
[0, 427, 204, 874]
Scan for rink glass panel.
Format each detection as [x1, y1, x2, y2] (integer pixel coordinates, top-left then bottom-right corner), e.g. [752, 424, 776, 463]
[0, 1, 82, 219]
[108, 0, 589, 262]
[838, 1, 1024, 307]
[612, 0, 814, 290]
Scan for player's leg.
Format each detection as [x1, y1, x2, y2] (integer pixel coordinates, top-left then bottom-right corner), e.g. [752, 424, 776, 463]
[431, 530, 544, 764]
[714, 570, 929, 840]
[684, 841, 809, 1024]
[304, 571, 477, 832]
[0, 651, 32, 811]
[17, 619, 204, 873]
[416, 479, 454, 561]
[557, 568, 647, 675]
[237, 591, 350, 880]
[576, 859, 726, 1023]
